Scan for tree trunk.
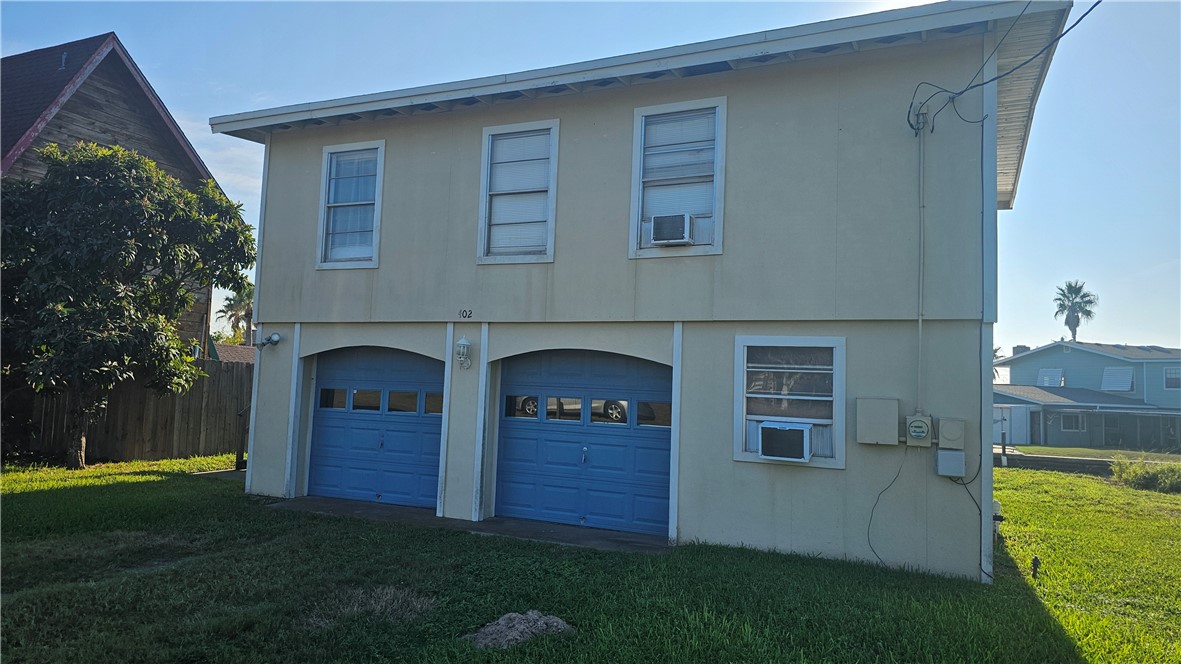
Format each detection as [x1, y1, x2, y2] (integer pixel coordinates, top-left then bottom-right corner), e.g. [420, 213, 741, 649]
[242, 306, 253, 346]
[65, 393, 88, 469]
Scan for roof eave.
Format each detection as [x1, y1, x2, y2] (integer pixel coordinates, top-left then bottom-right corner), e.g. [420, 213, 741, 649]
[211, 1, 1071, 144]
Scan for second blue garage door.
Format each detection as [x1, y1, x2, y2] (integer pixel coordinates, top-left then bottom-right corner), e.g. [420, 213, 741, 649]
[309, 347, 443, 508]
[496, 350, 673, 536]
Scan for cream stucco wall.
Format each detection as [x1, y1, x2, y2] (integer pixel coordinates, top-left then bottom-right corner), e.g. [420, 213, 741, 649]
[255, 35, 988, 326]
[244, 32, 995, 579]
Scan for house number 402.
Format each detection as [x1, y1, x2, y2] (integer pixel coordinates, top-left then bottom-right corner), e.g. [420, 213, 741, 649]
[458, 309, 473, 319]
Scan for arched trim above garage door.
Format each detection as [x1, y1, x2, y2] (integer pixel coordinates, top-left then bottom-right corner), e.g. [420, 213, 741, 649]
[486, 322, 674, 366]
[299, 323, 448, 361]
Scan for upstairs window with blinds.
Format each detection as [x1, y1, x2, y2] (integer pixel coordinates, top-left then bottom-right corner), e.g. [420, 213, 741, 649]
[319, 141, 383, 267]
[478, 120, 558, 263]
[630, 98, 726, 258]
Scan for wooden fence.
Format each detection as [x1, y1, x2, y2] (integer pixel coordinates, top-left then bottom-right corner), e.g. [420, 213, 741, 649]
[32, 359, 253, 462]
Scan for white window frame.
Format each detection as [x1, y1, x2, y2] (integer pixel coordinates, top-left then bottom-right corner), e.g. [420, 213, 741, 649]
[316, 140, 385, 269]
[1164, 367, 1181, 390]
[629, 97, 727, 260]
[733, 335, 846, 470]
[1060, 413, 1086, 432]
[477, 119, 559, 265]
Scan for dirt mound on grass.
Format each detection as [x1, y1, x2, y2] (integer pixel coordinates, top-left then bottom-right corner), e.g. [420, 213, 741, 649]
[465, 610, 575, 649]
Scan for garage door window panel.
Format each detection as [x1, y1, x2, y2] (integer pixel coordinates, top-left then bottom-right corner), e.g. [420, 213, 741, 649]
[637, 401, 672, 427]
[319, 388, 347, 410]
[387, 391, 419, 413]
[351, 389, 382, 411]
[424, 392, 443, 415]
[590, 399, 629, 425]
[546, 396, 583, 422]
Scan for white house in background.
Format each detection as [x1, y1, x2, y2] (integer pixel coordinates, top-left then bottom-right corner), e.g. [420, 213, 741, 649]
[211, 1, 1071, 581]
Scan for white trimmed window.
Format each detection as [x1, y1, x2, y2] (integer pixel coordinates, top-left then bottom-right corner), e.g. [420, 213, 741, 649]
[318, 141, 384, 268]
[734, 336, 846, 469]
[477, 120, 559, 264]
[630, 98, 726, 259]
[1060, 413, 1086, 432]
[1165, 367, 1181, 390]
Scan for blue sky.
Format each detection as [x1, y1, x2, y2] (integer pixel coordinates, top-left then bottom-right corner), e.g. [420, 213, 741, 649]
[3, 1, 1178, 353]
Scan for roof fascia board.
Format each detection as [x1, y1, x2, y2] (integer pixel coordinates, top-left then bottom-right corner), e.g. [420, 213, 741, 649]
[1001, 5, 1071, 209]
[105, 35, 215, 183]
[211, 1, 1068, 139]
[1, 36, 115, 171]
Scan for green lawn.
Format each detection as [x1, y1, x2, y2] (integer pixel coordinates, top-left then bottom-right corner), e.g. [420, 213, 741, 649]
[2, 458, 1176, 663]
[1014, 445, 1181, 463]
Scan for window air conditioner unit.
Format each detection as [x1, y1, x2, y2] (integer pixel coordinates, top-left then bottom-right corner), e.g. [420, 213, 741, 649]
[758, 422, 812, 462]
[651, 213, 695, 246]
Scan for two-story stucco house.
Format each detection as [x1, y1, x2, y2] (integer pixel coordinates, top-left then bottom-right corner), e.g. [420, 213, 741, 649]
[211, 1, 1072, 580]
[994, 341, 1181, 449]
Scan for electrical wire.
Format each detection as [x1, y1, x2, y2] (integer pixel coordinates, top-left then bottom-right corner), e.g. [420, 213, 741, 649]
[907, 0, 1102, 133]
[867, 446, 908, 565]
[926, 0, 1030, 131]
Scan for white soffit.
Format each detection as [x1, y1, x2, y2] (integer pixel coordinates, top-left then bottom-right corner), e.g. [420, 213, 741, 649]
[211, 1, 1071, 207]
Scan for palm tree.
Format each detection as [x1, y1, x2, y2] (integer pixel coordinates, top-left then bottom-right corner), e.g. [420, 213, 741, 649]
[216, 282, 254, 345]
[1053, 280, 1098, 342]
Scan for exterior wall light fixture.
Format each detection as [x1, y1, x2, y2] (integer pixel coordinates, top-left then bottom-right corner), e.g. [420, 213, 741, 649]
[456, 336, 472, 370]
[254, 332, 282, 349]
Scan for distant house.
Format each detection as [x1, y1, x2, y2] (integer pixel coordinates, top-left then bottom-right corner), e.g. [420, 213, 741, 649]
[994, 341, 1181, 448]
[1, 32, 215, 352]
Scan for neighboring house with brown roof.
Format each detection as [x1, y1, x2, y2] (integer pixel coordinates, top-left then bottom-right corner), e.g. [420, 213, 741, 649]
[212, 343, 256, 364]
[2, 32, 215, 352]
[993, 341, 1181, 449]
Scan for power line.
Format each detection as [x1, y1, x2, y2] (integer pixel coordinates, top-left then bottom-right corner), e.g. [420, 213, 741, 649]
[908, 0, 1102, 133]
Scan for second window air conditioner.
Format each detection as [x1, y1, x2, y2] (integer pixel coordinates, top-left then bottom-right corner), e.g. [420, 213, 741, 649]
[651, 213, 696, 246]
[758, 422, 813, 462]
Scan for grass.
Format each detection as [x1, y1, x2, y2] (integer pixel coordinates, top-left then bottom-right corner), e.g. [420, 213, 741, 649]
[1, 459, 1174, 662]
[1013, 445, 1181, 463]
[994, 469, 1181, 662]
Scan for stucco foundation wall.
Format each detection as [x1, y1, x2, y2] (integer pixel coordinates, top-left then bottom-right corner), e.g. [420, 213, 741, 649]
[677, 319, 985, 579]
[247, 323, 296, 497]
[246, 318, 986, 578]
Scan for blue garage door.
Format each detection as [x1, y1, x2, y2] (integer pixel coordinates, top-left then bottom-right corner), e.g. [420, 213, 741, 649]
[309, 347, 444, 507]
[497, 350, 673, 536]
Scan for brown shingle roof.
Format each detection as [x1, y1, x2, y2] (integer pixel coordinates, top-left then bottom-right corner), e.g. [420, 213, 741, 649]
[1, 33, 113, 157]
[1, 32, 212, 180]
[214, 343, 255, 364]
[994, 385, 1155, 408]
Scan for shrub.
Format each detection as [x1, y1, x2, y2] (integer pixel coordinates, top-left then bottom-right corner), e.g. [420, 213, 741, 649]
[1111, 454, 1181, 494]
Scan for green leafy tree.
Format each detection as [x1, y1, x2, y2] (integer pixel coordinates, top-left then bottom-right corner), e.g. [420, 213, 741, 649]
[210, 328, 246, 346]
[1, 142, 256, 468]
[216, 281, 254, 345]
[1053, 280, 1098, 342]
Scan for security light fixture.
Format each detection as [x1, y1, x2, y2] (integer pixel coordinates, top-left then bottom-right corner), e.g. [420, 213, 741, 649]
[254, 332, 282, 348]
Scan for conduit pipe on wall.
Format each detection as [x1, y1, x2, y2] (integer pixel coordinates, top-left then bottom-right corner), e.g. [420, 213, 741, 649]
[915, 112, 928, 416]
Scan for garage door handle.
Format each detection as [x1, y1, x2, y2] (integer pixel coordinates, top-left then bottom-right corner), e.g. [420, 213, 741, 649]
[581, 447, 588, 464]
